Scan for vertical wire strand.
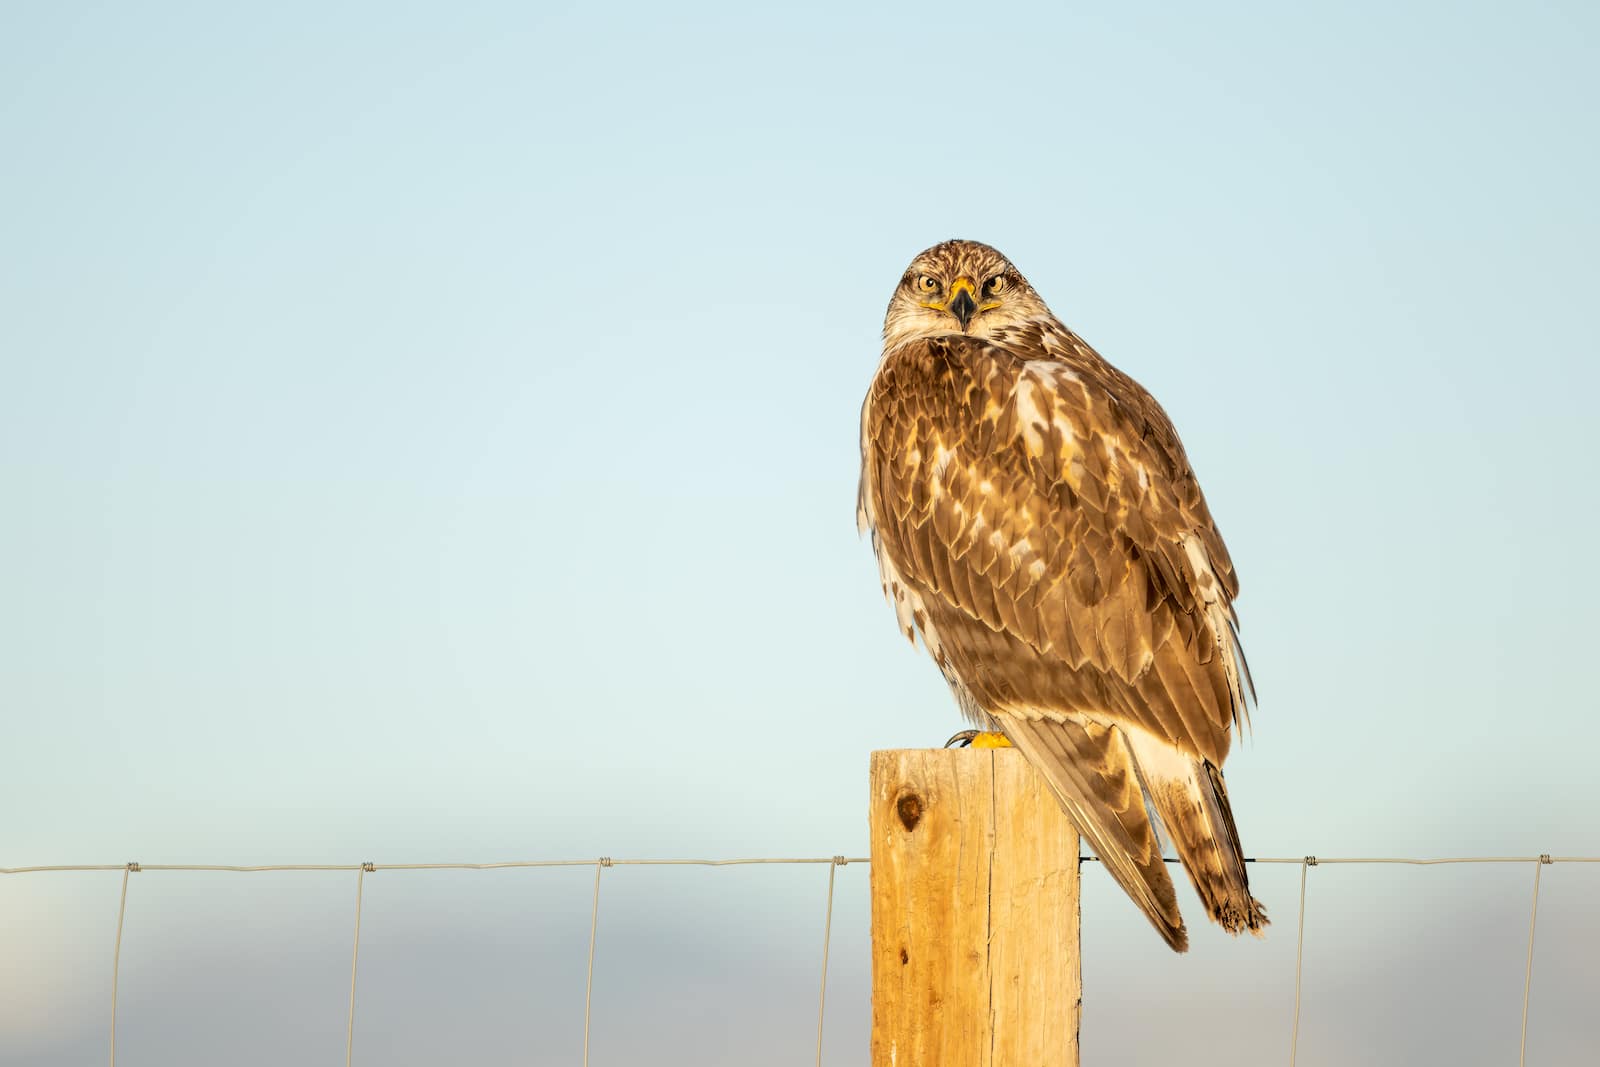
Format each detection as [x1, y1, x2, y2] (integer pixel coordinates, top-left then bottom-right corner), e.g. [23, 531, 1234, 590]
[109, 864, 134, 1067]
[815, 858, 843, 1067]
[345, 863, 372, 1067]
[1289, 857, 1312, 1067]
[1519, 856, 1548, 1067]
[583, 859, 607, 1067]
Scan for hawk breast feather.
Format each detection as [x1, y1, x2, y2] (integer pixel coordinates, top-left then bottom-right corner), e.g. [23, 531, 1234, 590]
[858, 323, 1251, 766]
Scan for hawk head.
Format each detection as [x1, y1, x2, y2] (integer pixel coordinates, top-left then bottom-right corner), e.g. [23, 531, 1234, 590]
[882, 239, 1053, 349]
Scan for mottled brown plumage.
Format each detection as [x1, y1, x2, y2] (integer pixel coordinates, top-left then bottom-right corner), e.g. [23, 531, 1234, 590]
[858, 239, 1266, 951]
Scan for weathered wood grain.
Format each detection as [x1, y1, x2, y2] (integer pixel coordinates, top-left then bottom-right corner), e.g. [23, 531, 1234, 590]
[869, 748, 1080, 1067]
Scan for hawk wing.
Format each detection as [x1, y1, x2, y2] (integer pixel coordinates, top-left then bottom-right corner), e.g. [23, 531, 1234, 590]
[858, 324, 1260, 950]
[859, 324, 1250, 758]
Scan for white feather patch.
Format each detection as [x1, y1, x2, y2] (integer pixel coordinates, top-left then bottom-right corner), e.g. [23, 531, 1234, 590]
[871, 533, 946, 664]
[1122, 722, 1198, 783]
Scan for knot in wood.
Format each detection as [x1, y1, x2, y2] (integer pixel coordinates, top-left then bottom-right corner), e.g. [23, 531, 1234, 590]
[896, 792, 923, 831]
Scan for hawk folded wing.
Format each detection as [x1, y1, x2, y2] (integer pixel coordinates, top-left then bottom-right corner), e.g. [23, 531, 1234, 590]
[859, 326, 1251, 765]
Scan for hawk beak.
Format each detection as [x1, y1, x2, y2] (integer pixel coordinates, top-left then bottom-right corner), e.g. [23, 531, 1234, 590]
[948, 277, 978, 331]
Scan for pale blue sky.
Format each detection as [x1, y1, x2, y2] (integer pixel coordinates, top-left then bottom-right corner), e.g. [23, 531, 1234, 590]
[3, 2, 1598, 1064]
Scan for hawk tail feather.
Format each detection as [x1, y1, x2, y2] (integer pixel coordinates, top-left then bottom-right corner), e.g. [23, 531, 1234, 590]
[1001, 714, 1189, 952]
[1130, 737, 1268, 937]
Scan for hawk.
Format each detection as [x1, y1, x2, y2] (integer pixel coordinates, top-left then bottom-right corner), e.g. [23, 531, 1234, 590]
[857, 239, 1266, 951]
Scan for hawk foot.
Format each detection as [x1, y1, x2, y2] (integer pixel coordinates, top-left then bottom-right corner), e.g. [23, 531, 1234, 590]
[945, 730, 1013, 749]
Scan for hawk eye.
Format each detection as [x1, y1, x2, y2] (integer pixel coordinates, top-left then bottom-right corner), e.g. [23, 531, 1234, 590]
[983, 275, 1007, 296]
[916, 275, 938, 292]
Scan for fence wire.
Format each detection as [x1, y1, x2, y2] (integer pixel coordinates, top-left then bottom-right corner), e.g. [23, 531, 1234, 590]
[2, 853, 1594, 1065]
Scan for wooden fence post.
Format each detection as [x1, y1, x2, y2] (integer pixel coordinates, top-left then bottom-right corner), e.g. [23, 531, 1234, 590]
[869, 747, 1081, 1067]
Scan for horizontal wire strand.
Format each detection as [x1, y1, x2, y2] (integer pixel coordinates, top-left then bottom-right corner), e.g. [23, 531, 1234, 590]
[6, 855, 1596, 875]
[1084, 855, 1599, 866]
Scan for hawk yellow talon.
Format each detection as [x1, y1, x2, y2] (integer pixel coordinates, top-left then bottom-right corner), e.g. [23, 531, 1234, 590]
[947, 729, 1014, 748]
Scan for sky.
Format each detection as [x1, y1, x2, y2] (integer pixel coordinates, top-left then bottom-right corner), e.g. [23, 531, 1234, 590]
[2, 1, 1598, 1064]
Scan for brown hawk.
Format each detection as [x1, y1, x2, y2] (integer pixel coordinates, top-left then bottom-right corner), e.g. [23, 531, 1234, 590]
[858, 239, 1267, 951]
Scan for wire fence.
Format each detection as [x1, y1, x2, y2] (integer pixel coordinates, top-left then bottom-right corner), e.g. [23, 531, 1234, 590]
[4, 853, 1597, 1066]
